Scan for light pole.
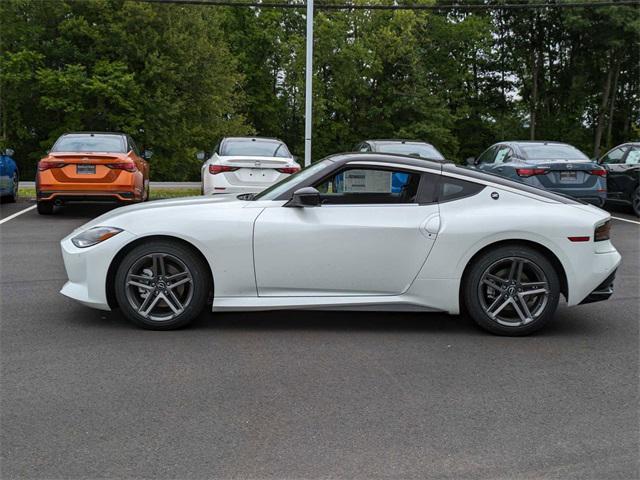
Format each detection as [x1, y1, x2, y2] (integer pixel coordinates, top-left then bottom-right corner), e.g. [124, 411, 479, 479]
[304, 0, 314, 167]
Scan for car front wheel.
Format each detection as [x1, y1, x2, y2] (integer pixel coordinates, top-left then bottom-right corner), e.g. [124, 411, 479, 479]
[114, 240, 211, 330]
[463, 245, 560, 336]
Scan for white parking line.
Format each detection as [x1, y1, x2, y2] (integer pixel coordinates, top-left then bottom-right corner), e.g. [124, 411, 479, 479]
[611, 216, 640, 225]
[0, 205, 37, 225]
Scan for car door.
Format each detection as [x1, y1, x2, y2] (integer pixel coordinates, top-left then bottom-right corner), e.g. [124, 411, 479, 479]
[612, 146, 640, 201]
[253, 164, 440, 297]
[0, 154, 6, 193]
[600, 146, 630, 199]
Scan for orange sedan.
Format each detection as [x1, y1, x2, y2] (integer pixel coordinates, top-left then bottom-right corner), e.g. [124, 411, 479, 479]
[36, 132, 151, 214]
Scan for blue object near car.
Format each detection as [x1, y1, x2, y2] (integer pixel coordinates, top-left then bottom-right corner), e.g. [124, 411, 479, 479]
[466, 141, 607, 207]
[0, 148, 19, 203]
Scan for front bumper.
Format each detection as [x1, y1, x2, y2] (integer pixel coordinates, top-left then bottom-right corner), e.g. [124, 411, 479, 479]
[60, 229, 136, 310]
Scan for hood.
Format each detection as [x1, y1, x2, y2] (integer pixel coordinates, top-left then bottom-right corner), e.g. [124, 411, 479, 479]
[73, 194, 242, 233]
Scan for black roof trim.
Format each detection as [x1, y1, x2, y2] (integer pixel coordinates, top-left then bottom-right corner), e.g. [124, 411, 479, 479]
[329, 152, 448, 171]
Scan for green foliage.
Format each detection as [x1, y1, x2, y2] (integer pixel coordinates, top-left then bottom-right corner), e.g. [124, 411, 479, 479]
[1, 1, 638, 179]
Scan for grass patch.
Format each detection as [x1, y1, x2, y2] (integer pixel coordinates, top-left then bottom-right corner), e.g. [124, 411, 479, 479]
[18, 187, 201, 201]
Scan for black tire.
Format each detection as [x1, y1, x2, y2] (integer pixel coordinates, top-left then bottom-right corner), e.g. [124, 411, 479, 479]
[463, 245, 561, 336]
[114, 240, 211, 330]
[37, 200, 54, 215]
[632, 186, 640, 218]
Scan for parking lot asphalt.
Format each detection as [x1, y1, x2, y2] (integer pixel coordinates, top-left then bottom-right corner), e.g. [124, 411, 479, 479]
[1, 199, 638, 479]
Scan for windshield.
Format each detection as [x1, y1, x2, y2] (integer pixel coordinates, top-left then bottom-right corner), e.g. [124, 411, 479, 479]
[520, 144, 589, 161]
[221, 138, 291, 158]
[52, 134, 127, 153]
[376, 142, 444, 160]
[253, 159, 331, 201]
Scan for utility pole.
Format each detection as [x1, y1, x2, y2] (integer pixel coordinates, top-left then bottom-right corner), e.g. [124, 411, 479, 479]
[304, 0, 314, 167]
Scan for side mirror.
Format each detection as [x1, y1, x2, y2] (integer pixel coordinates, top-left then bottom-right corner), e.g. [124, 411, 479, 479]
[285, 187, 320, 208]
[196, 151, 207, 161]
[466, 157, 476, 166]
[4, 148, 15, 156]
[142, 150, 153, 160]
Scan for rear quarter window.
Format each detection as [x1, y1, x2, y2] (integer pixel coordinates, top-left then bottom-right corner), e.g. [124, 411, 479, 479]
[438, 176, 485, 203]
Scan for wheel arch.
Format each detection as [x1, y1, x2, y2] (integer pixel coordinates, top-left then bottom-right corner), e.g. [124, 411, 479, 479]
[105, 234, 214, 309]
[459, 239, 568, 307]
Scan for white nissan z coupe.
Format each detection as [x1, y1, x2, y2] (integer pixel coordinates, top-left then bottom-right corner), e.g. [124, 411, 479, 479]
[61, 153, 621, 335]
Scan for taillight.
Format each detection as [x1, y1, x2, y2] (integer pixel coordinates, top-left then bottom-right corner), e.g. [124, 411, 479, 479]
[594, 220, 611, 242]
[589, 168, 607, 177]
[38, 160, 66, 171]
[209, 165, 239, 175]
[276, 166, 301, 174]
[107, 162, 137, 172]
[516, 168, 547, 177]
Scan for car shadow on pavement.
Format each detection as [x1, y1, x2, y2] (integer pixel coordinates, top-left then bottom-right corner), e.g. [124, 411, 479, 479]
[50, 203, 123, 219]
[75, 305, 597, 337]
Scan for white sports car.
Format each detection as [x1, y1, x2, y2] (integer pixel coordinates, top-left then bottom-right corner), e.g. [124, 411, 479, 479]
[60, 153, 621, 335]
[199, 136, 300, 196]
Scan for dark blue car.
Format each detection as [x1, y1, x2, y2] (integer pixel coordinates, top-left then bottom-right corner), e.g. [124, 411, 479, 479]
[467, 141, 607, 207]
[0, 148, 19, 203]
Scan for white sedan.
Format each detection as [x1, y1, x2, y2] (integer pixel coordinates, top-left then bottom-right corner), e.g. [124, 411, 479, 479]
[60, 153, 621, 335]
[199, 136, 300, 196]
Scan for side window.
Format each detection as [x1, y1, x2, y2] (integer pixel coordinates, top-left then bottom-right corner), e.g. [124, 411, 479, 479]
[438, 176, 485, 203]
[494, 146, 512, 164]
[359, 143, 371, 152]
[314, 167, 422, 204]
[477, 146, 497, 164]
[601, 147, 627, 164]
[625, 147, 640, 165]
[129, 137, 140, 156]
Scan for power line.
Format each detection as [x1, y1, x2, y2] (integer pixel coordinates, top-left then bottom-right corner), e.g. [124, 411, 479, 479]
[139, 0, 640, 10]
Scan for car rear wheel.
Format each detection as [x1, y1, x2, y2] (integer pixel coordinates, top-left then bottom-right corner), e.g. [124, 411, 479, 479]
[463, 245, 560, 336]
[114, 240, 211, 330]
[36, 200, 54, 215]
[632, 187, 640, 217]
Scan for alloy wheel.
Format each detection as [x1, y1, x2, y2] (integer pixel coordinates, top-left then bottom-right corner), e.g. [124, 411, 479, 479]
[477, 256, 550, 327]
[124, 253, 194, 321]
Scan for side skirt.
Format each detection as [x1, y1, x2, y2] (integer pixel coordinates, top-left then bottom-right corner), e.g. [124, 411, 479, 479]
[212, 295, 444, 313]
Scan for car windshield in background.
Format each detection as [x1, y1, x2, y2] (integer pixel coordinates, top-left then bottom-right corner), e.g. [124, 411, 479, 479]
[51, 134, 127, 153]
[520, 144, 589, 161]
[253, 159, 331, 201]
[376, 143, 445, 160]
[221, 139, 291, 158]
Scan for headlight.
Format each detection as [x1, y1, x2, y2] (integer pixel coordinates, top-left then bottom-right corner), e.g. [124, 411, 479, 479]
[72, 226, 123, 248]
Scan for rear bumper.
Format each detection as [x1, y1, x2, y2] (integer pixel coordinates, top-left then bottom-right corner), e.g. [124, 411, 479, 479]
[38, 190, 137, 202]
[579, 269, 616, 305]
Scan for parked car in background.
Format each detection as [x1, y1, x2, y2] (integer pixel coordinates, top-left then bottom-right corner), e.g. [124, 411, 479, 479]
[353, 139, 445, 192]
[467, 141, 607, 206]
[60, 153, 620, 336]
[199, 137, 299, 196]
[0, 148, 19, 203]
[354, 139, 445, 160]
[36, 132, 151, 215]
[599, 142, 640, 217]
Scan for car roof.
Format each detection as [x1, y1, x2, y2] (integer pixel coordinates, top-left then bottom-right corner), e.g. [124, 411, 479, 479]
[61, 131, 126, 136]
[363, 139, 435, 146]
[328, 152, 449, 170]
[222, 136, 286, 143]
